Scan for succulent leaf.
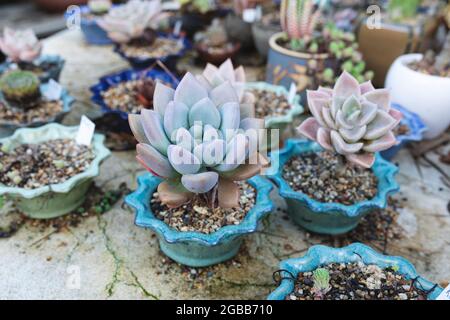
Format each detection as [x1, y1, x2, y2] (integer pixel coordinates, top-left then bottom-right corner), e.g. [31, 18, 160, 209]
[217, 179, 240, 208]
[141, 109, 171, 155]
[136, 143, 177, 178]
[181, 172, 219, 193]
[153, 82, 175, 116]
[163, 101, 189, 138]
[167, 145, 201, 175]
[174, 72, 208, 107]
[189, 97, 221, 128]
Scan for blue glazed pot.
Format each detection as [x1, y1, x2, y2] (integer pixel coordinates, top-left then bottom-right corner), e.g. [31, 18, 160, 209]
[268, 243, 443, 300]
[381, 104, 427, 161]
[0, 55, 65, 83]
[266, 32, 333, 91]
[125, 174, 274, 267]
[114, 33, 191, 70]
[90, 67, 179, 126]
[0, 83, 75, 138]
[268, 139, 400, 235]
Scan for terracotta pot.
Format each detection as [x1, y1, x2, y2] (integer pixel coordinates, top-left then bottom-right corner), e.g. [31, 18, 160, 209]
[35, 0, 87, 12]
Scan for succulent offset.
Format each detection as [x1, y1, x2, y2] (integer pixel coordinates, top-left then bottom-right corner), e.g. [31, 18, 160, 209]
[129, 72, 268, 209]
[297, 71, 403, 168]
[312, 268, 331, 299]
[0, 70, 41, 109]
[0, 28, 42, 63]
[97, 0, 164, 43]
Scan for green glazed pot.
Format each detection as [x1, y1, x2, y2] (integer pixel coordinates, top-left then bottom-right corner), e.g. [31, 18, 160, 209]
[0, 123, 111, 219]
[246, 82, 304, 150]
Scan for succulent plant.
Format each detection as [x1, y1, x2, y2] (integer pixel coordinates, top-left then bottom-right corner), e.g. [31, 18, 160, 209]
[136, 78, 156, 108]
[88, 0, 112, 15]
[129, 72, 268, 209]
[0, 28, 42, 63]
[297, 71, 403, 168]
[312, 268, 331, 299]
[0, 70, 41, 109]
[197, 19, 228, 47]
[388, 0, 421, 22]
[97, 0, 164, 44]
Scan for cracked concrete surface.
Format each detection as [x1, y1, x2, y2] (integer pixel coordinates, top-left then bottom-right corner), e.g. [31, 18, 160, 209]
[0, 30, 449, 299]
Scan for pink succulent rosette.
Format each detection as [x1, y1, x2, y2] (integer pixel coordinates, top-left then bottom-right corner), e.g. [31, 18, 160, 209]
[298, 71, 403, 168]
[0, 28, 42, 63]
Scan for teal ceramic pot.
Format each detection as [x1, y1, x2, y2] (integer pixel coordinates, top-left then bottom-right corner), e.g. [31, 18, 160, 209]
[266, 32, 332, 91]
[245, 82, 303, 150]
[268, 243, 443, 300]
[268, 139, 399, 235]
[125, 174, 274, 267]
[0, 124, 111, 219]
[0, 83, 75, 138]
[0, 55, 65, 83]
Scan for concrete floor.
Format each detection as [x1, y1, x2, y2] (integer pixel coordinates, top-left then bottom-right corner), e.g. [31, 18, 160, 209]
[0, 30, 449, 299]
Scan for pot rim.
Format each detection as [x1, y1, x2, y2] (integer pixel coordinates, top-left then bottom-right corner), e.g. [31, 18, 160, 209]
[391, 53, 450, 82]
[391, 103, 427, 143]
[269, 32, 329, 60]
[245, 81, 304, 128]
[267, 243, 443, 300]
[267, 139, 399, 217]
[0, 123, 111, 198]
[90, 67, 179, 120]
[125, 174, 274, 246]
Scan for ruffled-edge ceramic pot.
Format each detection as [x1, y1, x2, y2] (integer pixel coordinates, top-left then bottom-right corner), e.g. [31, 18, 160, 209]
[0, 55, 65, 83]
[381, 104, 427, 161]
[114, 33, 191, 70]
[90, 67, 179, 126]
[268, 243, 443, 300]
[245, 82, 303, 150]
[125, 174, 274, 267]
[268, 139, 400, 235]
[65, 5, 114, 45]
[0, 123, 111, 219]
[0, 83, 75, 138]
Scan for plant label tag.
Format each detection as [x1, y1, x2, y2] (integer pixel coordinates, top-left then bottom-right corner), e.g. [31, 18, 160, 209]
[76, 115, 95, 146]
[173, 20, 182, 37]
[436, 284, 450, 300]
[288, 82, 297, 104]
[243, 9, 257, 23]
[42, 79, 63, 101]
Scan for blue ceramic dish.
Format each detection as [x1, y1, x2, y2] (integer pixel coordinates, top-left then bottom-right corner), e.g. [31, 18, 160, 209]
[90, 67, 179, 122]
[0, 55, 65, 83]
[114, 33, 191, 70]
[125, 174, 274, 267]
[0, 83, 75, 138]
[268, 139, 399, 235]
[381, 104, 427, 160]
[268, 243, 443, 300]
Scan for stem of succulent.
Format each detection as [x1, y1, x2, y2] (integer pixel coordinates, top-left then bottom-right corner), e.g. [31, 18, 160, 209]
[335, 153, 348, 178]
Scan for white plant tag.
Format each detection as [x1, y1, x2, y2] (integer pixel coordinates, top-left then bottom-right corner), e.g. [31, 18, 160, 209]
[42, 79, 63, 101]
[76, 115, 95, 146]
[243, 9, 257, 23]
[288, 82, 297, 104]
[436, 284, 450, 300]
[173, 20, 182, 37]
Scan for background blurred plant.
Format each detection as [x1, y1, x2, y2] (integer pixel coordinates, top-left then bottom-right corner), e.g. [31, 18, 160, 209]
[88, 0, 112, 15]
[0, 70, 41, 110]
[0, 28, 42, 64]
[312, 268, 331, 299]
[388, 0, 421, 22]
[179, 0, 215, 14]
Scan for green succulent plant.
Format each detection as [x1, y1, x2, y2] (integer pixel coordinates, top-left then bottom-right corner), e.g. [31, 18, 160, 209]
[0, 70, 41, 109]
[312, 268, 331, 299]
[129, 66, 268, 209]
[388, 0, 421, 22]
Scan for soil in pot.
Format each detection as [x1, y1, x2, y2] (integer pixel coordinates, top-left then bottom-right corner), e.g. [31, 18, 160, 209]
[12, 61, 62, 81]
[119, 32, 183, 60]
[394, 123, 410, 136]
[0, 139, 95, 189]
[151, 182, 256, 234]
[282, 152, 378, 205]
[250, 88, 292, 118]
[0, 98, 63, 125]
[101, 78, 157, 114]
[286, 262, 429, 300]
[407, 51, 450, 78]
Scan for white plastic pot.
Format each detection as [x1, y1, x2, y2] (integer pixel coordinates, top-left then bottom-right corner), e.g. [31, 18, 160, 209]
[385, 54, 450, 139]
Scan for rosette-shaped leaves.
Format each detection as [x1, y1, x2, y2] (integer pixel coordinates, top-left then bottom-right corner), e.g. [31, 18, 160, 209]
[280, 0, 323, 40]
[0, 28, 42, 63]
[129, 72, 268, 208]
[297, 71, 403, 168]
[97, 0, 164, 43]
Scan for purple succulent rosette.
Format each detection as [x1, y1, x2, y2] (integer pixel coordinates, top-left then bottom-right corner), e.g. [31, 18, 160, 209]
[381, 104, 427, 160]
[113, 32, 191, 70]
[90, 67, 179, 121]
[268, 243, 443, 300]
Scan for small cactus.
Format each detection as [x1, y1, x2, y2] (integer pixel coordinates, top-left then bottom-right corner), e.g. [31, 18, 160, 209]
[0, 70, 41, 109]
[312, 268, 331, 299]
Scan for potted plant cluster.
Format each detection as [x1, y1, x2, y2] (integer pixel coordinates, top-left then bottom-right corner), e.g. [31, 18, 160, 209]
[125, 69, 274, 267]
[0, 70, 74, 138]
[0, 28, 65, 83]
[194, 19, 241, 65]
[269, 71, 402, 235]
[98, 0, 190, 70]
[0, 123, 110, 219]
[268, 243, 443, 300]
[386, 31, 450, 139]
[266, 0, 373, 93]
